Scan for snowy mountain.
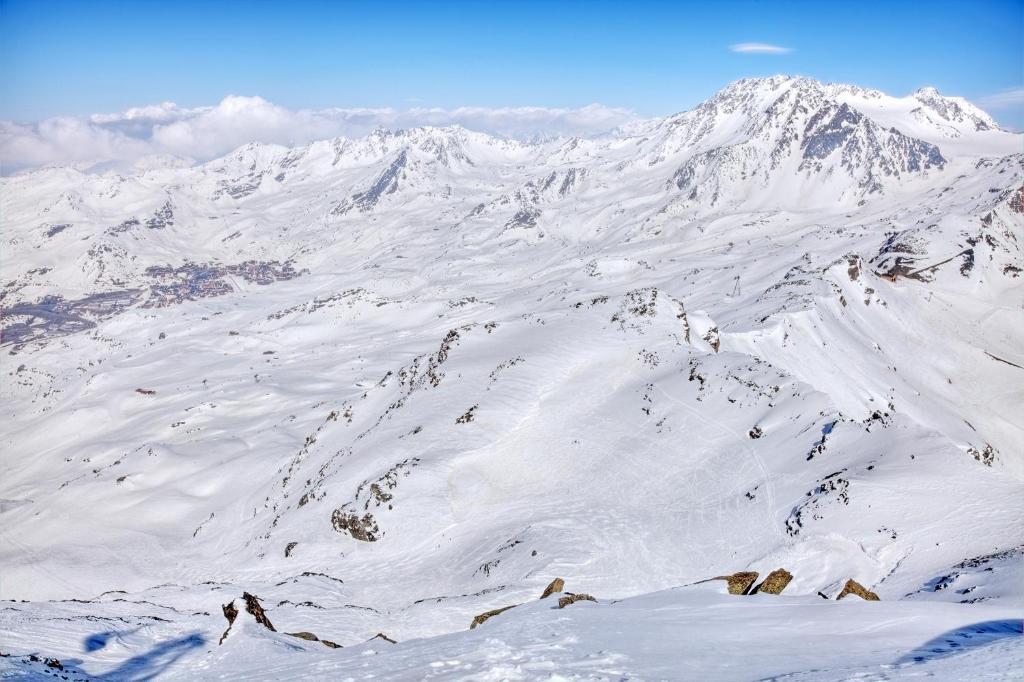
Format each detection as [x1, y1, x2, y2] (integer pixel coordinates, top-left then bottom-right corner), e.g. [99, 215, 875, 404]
[2, 76, 1022, 680]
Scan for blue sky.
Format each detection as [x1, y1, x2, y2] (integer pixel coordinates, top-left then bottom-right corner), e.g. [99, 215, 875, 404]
[1, 0, 1022, 125]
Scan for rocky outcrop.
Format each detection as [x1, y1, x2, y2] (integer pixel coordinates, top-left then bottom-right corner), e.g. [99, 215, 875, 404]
[715, 571, 759, 595]
[836, 579, 880, 601]
[558, 593, 596, 608]
[331, 510, 380, 542]
[242, 592, 276, 630]
[752, 568, 793, 595]
[540, 577, 565, 599]
[369, 632, 397, 644]
[470, 604, 518, 629]
[219, 601, 239, 644]
[219, 592, 276, 644]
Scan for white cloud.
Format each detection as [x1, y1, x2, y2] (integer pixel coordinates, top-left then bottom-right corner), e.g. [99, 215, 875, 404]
[0, 97, 638, 174]
[730, 43, 792, 55]
[974, 87, 1024, 110]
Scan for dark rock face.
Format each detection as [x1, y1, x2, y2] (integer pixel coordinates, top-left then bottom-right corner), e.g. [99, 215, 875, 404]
[557, 593, 596, 608]
[331, 510, 380, 542]
[753, 568, 793, 595]
[504, 208, 539, 230]
[220, 592, 276, 644]
[836, 579, 880, 601]
[219, 601, 239, 645]
[716, 571, 760, 595]
[145, 201, 174, 229]
[242, 592, 276, 630]
[1009, 186, 1024, 213]
[802, 103, 863, 161]
[335, 150, 408, 214]
[470, 604, 519, 629]
[540, 577, 565, 599]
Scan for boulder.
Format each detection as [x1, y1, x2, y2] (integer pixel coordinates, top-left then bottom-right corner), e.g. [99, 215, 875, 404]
[540, 578, 565, 599]
[714, 571, 759, 595]
[753, 568, 793, 595]
[557, 593, 596, 608]
[470, 604, 518, 629]
[287, 631, 343, 648]
[836, 579, 880, 601]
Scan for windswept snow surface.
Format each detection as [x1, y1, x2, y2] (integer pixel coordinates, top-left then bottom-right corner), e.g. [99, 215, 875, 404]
[1, 76, 1022, 680]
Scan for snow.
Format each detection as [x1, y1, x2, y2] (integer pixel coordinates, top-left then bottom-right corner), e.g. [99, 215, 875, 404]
[1, 75, 1022, 679]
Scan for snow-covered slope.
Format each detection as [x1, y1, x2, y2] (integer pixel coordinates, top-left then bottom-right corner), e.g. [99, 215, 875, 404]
[2, 76, 1022, 679]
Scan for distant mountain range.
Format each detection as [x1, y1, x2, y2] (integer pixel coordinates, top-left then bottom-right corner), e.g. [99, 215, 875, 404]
[2, 75, 1022, 679]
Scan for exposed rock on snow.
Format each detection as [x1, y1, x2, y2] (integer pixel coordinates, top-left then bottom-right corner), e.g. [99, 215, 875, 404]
[837, 579, 881, 601]
[540, 577, 565, 599]
[752, 568, 794, 595]
[469, 604, 519, 629]
[558, 592, 597, 608]
[716, 571, 761, 595]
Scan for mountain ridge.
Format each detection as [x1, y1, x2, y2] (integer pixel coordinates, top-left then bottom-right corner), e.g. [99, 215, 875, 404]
[1, 74, 1022, 680]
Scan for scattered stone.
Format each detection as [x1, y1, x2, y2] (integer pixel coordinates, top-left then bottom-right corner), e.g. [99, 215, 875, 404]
[753, 568, 793, 595]
[135, 388, 156, 395]
[470, 604, 518, 629]
[540, 578, 565, 599]
[558, 593, 596, 608]
[836, 579, 880, 601]
[715, 571, 759, 595]
[748, 426, 763, 439]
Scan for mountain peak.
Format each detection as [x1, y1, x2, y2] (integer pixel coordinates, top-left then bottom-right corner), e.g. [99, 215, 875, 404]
[911, 86, 997, 131]
[914, 86, 942, 98]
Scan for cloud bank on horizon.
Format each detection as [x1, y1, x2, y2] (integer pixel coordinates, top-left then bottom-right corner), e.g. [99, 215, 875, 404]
[2, 83, 1019, 175]
[0, 97, 638, 175]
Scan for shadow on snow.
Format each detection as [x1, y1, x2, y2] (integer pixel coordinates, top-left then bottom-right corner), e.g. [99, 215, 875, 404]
[895, 619, 1022, 665]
